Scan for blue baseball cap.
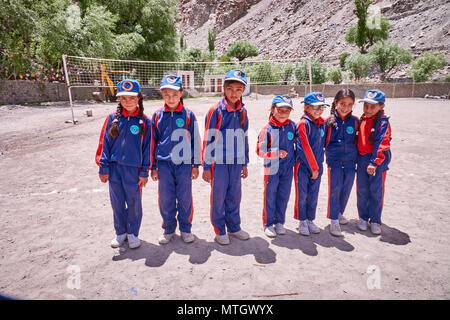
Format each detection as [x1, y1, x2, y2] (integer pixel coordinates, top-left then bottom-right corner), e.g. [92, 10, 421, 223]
[160, 74, 183, 91]
[116, 79, 141, 97]
[272, 95, 294, 109]
[224, 69, 247, 86]
[359, 89, 385, 104]
[303, 92, 329, 106]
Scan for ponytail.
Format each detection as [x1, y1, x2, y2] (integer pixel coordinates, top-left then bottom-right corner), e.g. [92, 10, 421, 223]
[108, 103, 122, 138]
[327, 101, 337, 128]
[238, 96, 245, 127]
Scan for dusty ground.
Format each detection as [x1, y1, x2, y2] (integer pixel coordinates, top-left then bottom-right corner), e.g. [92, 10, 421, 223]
[0, 95, 449, 300]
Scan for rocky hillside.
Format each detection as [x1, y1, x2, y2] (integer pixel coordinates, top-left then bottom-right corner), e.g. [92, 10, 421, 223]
[177, 0, 450, 64]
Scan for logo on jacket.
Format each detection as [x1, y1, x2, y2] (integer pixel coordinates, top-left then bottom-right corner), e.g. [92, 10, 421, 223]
[320, 128, 325, 137]
[130, 125, 139, 135]
[287, 131, 294, 141]
[176, 118, 185, 128]
[346, 126, 354, 134]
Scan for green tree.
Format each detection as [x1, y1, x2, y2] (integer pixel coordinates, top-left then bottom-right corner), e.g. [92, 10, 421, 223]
[407, 52, 446, 82]
[227, 40, 258, 62]
[327, 66, 343, 84]
[294, 58, 327, 84]
[208, 29, 216, 53]
[339, 53, 350, 70]
[368, 40, 412, 81]
[345, 0, 390, 53]
[345, 53, 373, 81]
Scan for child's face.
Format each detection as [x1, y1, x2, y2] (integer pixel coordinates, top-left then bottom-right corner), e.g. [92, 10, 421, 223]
[336, 97, 354, 118]
[363, 102, 384, 118]
[305, 105, 324, 120]
[273, 107, 291, 123]
[224, 82, 245, 106]
[119, 96, 139, 114]
[161, 89, 183, 109]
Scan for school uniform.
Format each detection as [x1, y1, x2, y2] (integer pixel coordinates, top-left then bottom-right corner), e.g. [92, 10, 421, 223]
[202, 97, 249, 236]
[96, 108, 152, 237]
[257, 116, 296, 228]
[294, 114, 326, 222]
[151, 102, 201, 235]
[325, 111, 359, 220]
[356, 111, 391, 225]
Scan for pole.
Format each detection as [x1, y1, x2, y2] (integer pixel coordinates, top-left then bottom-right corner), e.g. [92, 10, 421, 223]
[62, 55, 76, 125]
[308, 57, 313, 92]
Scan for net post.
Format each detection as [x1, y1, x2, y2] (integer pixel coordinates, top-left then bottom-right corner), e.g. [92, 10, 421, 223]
[62, 54, 76, 125]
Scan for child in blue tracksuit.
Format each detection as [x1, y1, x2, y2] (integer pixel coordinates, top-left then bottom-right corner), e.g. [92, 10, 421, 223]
[96, 79, 152, 249]
[295, 92, 328, 236]
[150, 75, 201, 244]
[256, 95, 297, 238]
[356, 89, 391, 235]
[325, 89, 359, 237]
[202, 69, 250, 245]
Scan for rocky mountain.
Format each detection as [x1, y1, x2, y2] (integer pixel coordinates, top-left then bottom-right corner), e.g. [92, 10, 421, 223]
[177, 0, 450, 64]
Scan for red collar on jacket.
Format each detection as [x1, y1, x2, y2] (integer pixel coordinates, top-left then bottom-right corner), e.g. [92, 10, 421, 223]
[362, 111, 384, 121]
[122, 108, 140, 117]
[269, 116, 290, 127]
[223, 97, 243, 113]
[303, 113, 325, 127]
[164, 102, 184, 113]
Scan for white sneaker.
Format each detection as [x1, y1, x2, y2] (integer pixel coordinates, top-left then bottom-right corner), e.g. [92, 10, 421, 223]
[158, 232, 174, 245]
[228, 229, 250, 240]
[370, 223, 382, 235]
[358, 219, 368, 231]
[307, 220, 320, 234]
[330, 220, 342, 237]
[298, 220, 310, 236]
[264, 226, 277, 238]
[181, 232, 195, 243]
[215, 234, 230, 245]
[338, 214, 349, 225]
[111, 233, 127, 248]
[274, 223, 286, 235]
[127, 234, 141, 249]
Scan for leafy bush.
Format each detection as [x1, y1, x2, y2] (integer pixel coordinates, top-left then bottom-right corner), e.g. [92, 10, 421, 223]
[368, 40, 412, 81]
[327, 66, 343, 84]
[226, 41, 258, 62]
[294, 58, 327, 84]
[344, 53, 373, 80]
[407, 52, 446, 82]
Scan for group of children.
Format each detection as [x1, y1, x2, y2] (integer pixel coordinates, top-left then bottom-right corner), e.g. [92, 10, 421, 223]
[96, 69, 391, 249]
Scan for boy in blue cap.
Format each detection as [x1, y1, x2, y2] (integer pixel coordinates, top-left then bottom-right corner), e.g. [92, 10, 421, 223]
[257, 95, 297, 237]
[150, 74, 202, 244]
[355, 89, 391, 235]
[202, 69, 250, 245]
[294, 92, 328, 236]
[96, 79, 152, 249]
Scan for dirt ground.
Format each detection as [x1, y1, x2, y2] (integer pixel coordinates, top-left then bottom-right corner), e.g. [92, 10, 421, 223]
[0, 95, 449, 300]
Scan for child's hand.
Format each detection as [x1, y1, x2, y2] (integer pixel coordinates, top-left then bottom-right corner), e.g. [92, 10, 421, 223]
[139, 177, 148, 187]
[191, 167, 199, 180]
[202, 170, 212, 183]
[311, 170, 319, 180]
[279, 150, 288, 159]
[151, 170, 158, 181]
[241, 166, 248, 179]
[367, 164, 377, 176]
[99, 174, 109, 183]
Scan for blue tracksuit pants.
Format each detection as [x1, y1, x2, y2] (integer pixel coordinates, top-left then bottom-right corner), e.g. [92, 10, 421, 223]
[263, 166, 293, 228]
[327, 165, 356, 220]
[157, 161, 193, 234]
[294, 163, 322, 221]
[109, 163, 143, 236]
[356, 155, 387, 224]
[210, 164, 243, 235]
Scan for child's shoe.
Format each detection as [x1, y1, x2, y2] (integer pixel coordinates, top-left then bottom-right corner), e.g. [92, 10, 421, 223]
[181, 232, 195, 243]
[298, 220, 310, 236]
[370, 223, 382, 235]
[307, 220, 320, 234]
[274, 223, 286, 235]
[264, 226, 277, 238]
[357, 219, 368, 231]
[111, 234, 127, 248]
[158, 232, 174, 245]
[215, 234, 230, 245]
[330, 220, 342, 237]
[338, 214, 349, 225]
[127, 234, 141, 249]
[228, 229, 250, 240]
